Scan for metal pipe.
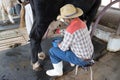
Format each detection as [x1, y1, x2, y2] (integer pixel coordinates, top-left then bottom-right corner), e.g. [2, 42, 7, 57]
[119, 1, 120, 8]
[116, 18, 120, 35]
[91, 0, 120, 38]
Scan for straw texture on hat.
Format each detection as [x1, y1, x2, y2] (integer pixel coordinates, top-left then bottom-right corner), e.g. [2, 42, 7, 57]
[57, 4, 83, 20]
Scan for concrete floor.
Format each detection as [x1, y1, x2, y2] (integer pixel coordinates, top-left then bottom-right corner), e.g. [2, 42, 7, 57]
[0, 7, 120, 80]
[57, 51, 120, 80]
[0, 37, 119, 80]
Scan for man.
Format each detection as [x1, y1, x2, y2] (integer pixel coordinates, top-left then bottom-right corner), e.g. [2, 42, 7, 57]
[46, 4, 94, 76]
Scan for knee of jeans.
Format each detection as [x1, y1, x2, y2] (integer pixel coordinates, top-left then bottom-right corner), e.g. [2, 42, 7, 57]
[49, 47, 56, 55]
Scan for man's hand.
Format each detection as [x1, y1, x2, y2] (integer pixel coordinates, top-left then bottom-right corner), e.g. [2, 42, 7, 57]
[54, 28, 60, 34]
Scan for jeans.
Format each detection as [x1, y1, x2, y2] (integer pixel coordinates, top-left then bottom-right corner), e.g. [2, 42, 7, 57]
[49, 47, 90, 67]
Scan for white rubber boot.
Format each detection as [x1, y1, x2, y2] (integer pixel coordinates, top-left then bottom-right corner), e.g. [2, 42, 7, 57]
[46, 61, 63, 76]
[70, 63, 75, 67]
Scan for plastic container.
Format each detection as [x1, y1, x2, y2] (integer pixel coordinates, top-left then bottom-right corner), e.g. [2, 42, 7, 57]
[52, 39, 61, 47]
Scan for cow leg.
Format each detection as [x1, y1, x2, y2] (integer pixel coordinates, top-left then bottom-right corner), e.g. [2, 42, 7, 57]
[30, 23, 48, 59]
[8, 14, 15, 24]
[86, 0, 101, 30]
[30, 38, 42, 64]
[7, 7, 15, 24]
[29, 20, 48, 71]
[29, 0, 39, 70]
[1, 8, 7, 23]
[29, 0, 47, 61]
[15, 4, 21, 16]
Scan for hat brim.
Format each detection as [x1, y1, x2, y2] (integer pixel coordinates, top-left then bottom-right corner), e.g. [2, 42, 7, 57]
[57, 8, 83, 20]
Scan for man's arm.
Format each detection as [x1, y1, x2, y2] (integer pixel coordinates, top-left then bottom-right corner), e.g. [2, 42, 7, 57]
[58, 31, 73, 51]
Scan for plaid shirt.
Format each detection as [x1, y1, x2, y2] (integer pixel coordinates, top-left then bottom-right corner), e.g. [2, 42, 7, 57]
[59, 18, 94, 59]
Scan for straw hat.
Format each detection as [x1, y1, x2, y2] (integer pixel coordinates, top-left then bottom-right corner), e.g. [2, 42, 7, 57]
[57, 4, 83, 20]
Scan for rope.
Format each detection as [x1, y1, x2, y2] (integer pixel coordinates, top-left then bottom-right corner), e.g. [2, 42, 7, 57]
[75, 65, 79, 75]
[90, 66, 93, 80]
[74, 64, 94, 80]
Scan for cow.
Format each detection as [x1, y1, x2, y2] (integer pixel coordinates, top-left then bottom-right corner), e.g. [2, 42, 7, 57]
[0, 0, 18, 23]
[0, 0, 28, 24]
[29, 0, 101, 71]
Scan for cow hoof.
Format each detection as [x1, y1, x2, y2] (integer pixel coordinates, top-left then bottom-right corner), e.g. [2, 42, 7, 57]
[32, 61, 42, 71]
[11, 21, 15, 24]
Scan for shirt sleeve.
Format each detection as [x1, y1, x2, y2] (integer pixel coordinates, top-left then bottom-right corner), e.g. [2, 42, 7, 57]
[58, 31, 73, 51]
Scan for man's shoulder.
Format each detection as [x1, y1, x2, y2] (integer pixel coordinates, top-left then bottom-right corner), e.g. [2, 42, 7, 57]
[66, 19, 86, 34]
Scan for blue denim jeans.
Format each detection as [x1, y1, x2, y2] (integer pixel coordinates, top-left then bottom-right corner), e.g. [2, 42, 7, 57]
[49, 47, 90, 67]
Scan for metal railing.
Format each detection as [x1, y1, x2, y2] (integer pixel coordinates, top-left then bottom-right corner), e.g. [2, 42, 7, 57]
[91, 0, 120, 37]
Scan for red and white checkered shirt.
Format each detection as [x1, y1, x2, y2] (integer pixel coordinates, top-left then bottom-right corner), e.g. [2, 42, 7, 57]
[59, 18, 94, 59]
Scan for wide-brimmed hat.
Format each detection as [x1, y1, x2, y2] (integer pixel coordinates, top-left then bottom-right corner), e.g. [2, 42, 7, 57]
[57, 4, 83, 20]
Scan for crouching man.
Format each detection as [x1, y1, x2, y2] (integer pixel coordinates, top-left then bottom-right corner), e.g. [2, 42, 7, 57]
[46, 4, 94, 76]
